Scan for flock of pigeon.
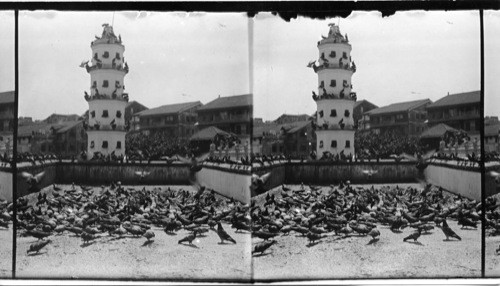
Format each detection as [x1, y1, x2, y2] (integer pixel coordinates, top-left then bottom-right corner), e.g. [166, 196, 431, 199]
[0, 199, 12, 231]
[17, 181, 251, 256]
[249, 181, 480, 256]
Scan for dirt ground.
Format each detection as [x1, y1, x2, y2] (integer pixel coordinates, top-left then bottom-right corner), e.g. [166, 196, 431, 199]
[16, 185, 251, 281]
[0, 222, 12, 278]
[486, 236, 500, 277]
[252, 184, 481, 280]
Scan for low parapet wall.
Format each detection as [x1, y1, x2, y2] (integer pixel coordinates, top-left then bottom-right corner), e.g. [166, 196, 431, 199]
[16, 161, 251, 203]
[196, 163, 251, 203]
[424, 160, 481, 201]
[486, 162, 500, 198]
[0, 167, 13, 202]
[252, 161, 421, 196]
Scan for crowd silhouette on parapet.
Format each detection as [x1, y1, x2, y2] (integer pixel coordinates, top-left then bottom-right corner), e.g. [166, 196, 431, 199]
[0, 152, 13, 168]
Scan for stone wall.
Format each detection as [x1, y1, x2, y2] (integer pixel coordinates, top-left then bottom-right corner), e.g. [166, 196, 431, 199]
[0, 168, 13, 202]
[424, 162, 481, 201]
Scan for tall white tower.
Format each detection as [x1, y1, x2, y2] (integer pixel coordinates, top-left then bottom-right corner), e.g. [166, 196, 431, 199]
[83, 24, 130, 159]
[311, 23, 356, 158]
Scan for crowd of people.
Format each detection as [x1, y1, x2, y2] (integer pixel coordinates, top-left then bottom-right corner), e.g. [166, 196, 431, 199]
[354, 131, 424, 161]
[125, 131, 192, 161]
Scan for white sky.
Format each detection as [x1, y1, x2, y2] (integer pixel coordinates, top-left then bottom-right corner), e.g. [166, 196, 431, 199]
[254, 11, 481, 121]
[0, 11, 14, 92]
[9, 10, 500, 120]
[485, 10, 500, 118]
[18, 11, 250, 120]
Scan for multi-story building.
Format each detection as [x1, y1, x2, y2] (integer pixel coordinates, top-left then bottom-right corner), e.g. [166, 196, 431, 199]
[485, 122, 500, 153]
[0, 91, 14, 156]
[83, 24, 130, 159]
[273, 114, 310, 125]
[426, 91, 481, 140]
[125, 100, 148, 132]
[365, 98, 431, 137]
[136, 101, 201, 139]
[310, 23, 357, 157]
[252, 120, 314, 157]
[43, 113, 80, 124]
[196, 94, 252, 145]
[17, 120, 86, 157]
[353, 99, 378, 131]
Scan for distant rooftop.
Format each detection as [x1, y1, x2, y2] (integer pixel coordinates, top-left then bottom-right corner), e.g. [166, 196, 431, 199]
[366, 99, 431, 115]
[197, 94, 252, 111]
[137, 101, 201, 117]
[427, 91, 480, 109]
[485, 123, 500, 137]
[0, 91, 15, 105]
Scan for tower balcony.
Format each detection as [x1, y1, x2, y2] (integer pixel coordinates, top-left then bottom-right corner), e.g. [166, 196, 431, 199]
[84, 92, 129, 103]
[84, 123, 128, 132]
[312, 91, 357, 102]
[85, 62, 129, 74]
[313, 122, 355, 131]
[313, 61, 356, 73]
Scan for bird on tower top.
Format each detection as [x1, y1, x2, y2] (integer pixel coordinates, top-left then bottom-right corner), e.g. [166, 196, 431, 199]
[328, 23, 340, 37]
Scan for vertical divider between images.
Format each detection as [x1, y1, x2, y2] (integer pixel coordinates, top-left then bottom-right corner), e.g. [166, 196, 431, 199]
[12, 9, 19, 279]
[479, 9, 486, 278]
[247, 14, 255, 283]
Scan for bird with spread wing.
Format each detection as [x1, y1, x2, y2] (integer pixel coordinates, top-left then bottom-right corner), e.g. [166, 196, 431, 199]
[251, 172, 271, 195]
[21, 171, 45, 192]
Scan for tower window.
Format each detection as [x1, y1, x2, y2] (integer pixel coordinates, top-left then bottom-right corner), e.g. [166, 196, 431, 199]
[343, 80, 348, 87]
[93, 53, 98, 60]
[345, 110, 350, 117]
[90, 141, 94, 148]
[319, 140, 323, 148]
[329, 51, 336, 58]
[103, 80, 109, 88]
[319, 81, 324, 88]
[116, 141, 122, 149]
[116, 111, 122, 118]
[102, 110, 109, 118]
[346, 140, 351, 148]
[319, 110, 324, 118]
[331, 140, 337, 148]
[90, 111, 95, 118]
[321, 52, 325, 58]
[116, 52, 121, 60]
[343, 52, 347, 59]
[103, 51, 109, 58]
[92, 81, 97, 88]
[330, 109, 337, 117]
[102, 141, 108, 148]
[330, 80, 336, 87]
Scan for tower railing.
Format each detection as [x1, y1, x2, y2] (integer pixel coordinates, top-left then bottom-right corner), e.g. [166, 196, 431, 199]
[86, 63, 129, 74]
[312, 91, 357, 102]
[314, 62, 356, 73]
[85, 92, 129, 102]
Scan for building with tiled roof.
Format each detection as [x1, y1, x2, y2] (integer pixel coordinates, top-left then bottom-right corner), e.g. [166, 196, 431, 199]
[135, 101, 201, 139]
[0, 91, 15, 156]
[197, 94, 252, 145]
[17, 120, 86, 156]
[353, 99, 378, 131]
[252, 119, 314, 157]
[426, 91, 481, 139]
[365, 98, 431, 136]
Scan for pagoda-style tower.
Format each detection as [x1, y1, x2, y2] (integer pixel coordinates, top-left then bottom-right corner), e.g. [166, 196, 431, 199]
[82, 24, 130, 159]
[310, 23, 357, 158]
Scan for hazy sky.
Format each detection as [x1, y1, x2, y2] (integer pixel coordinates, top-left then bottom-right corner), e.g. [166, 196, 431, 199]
[254, 11, 481, 121]
[0, 11, 14, 92]
[485, 10, 500, 117]
[19, 11, 250, 119]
